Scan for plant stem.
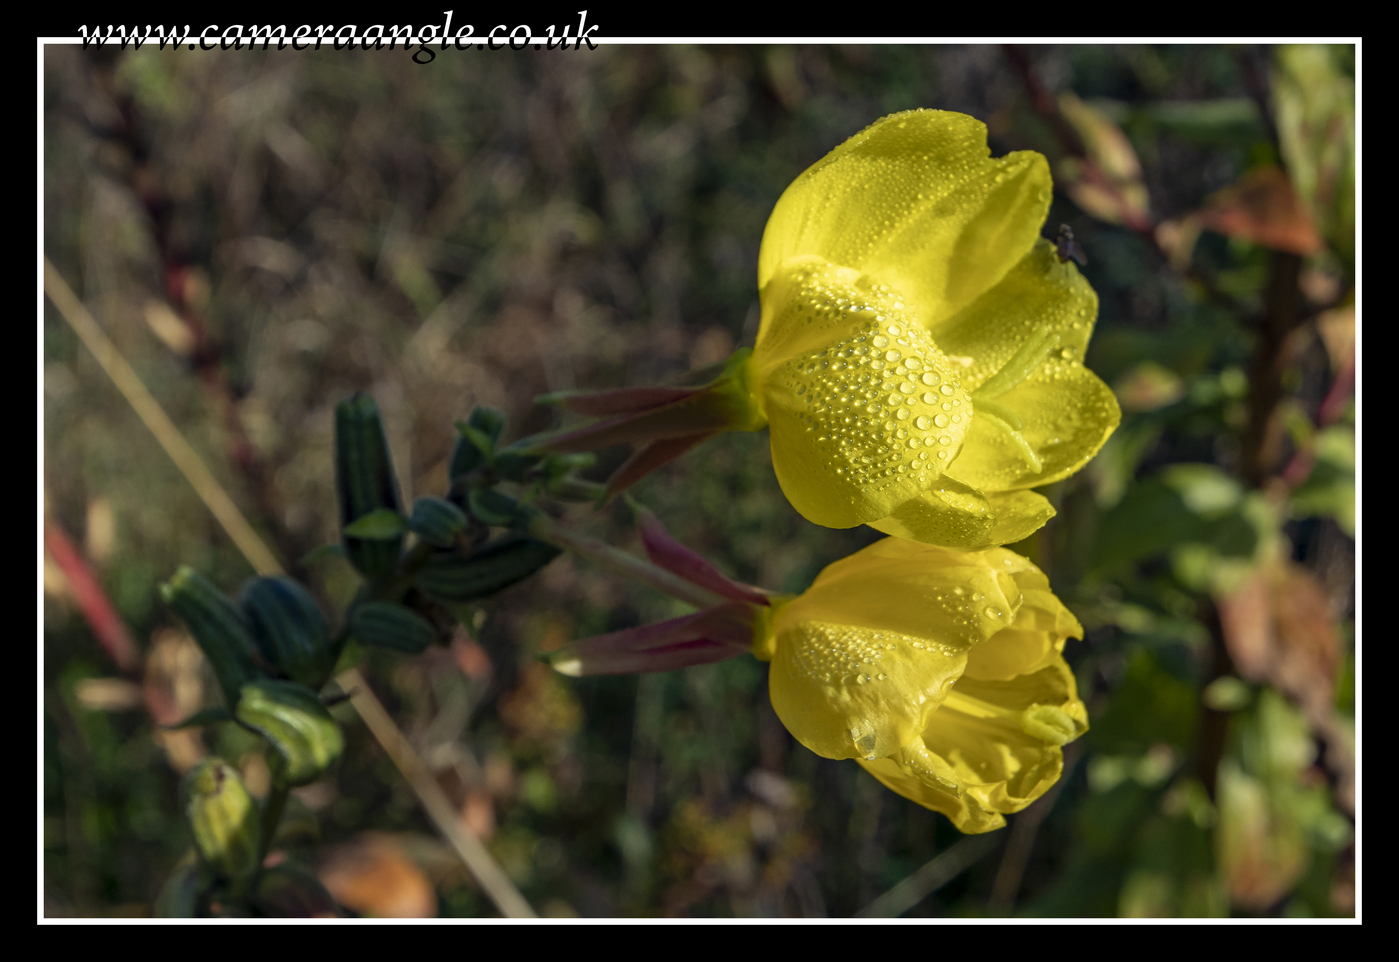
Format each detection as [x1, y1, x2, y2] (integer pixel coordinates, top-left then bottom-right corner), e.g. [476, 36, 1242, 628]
[256, 780, 291, 869]
[527, 513, 728, 610]
[339, 667, 535, 918]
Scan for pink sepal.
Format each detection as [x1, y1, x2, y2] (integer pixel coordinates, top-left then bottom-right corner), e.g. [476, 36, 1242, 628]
[634, 506, 771, 606]
[548, 603, 755, 676]
[603, 431, 718, 503]
[527, 393, 738, 455]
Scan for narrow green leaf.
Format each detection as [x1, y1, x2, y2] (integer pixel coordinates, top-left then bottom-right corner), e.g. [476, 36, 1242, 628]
[468, 489, 532, 527]
[299, 543, 347, 566]
[467, 405, 507, 442]
[455, 422, 496, 458]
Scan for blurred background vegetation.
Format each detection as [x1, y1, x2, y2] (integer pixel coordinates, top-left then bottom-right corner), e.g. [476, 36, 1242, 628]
[43, 42, 1355, 918]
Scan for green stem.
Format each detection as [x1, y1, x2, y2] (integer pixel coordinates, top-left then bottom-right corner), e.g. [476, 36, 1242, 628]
[527, 513, 727, 610]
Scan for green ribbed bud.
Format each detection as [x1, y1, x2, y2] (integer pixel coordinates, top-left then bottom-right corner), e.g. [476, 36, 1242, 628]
[408, 496, 469, 548]
[182, 758, 260, 881]
[160, 567, 263, 707]
[235, 681, 344, 786]
[350, 601, 436, 654]
[334, 393, 404, 578]
[413, 535, 560, 602]
[238, 577, 334, 688]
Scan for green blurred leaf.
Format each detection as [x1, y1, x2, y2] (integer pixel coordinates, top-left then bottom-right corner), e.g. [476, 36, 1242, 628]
[1090, 648, 1199, 754]
[252, 862, 339, 918]
[299, 543, 348, 566]
[154, 860, 204, 918]
[1272, 44, 1355, 262]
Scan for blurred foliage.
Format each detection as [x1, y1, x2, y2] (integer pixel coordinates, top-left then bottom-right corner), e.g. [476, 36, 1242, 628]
[44, 43, 1353, 917]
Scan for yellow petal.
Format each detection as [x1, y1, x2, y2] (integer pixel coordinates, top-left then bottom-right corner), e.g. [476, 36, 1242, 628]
[931, 238, 1101, 393]
[754, 259, 973, 527]
[962, 568, 1084, 682]
[869, 482, 1057, 549]
[769, 619, 968, 763]
[858, 754, 1008, 834]
[859, 656, 1087, 833]
[767, 539, 1023, 761]
[951, 361, 1121, 492]
[757, 111, 1051, 339]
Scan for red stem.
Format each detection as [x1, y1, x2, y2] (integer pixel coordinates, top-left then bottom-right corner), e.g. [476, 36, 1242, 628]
[44, 521, 141, 673]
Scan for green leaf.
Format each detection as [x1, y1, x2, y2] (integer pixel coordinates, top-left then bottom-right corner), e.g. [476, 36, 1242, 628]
[454, 421, 496, 458]
[408, 496, 469, 548]
[164, 707, 234, 731]
[154, 861, 204, 918]
[343, 508, 409, 540]
[493, 450, 542, 482]
[468, 488, 532, 527]
[413, 535, 561, 602]
[350, 601, 437, 654]
[298, 543, 347, 566]
[181, 757, 261, 879]
[466, 405, 507, 442]
[252, 862, 339, 918]
[235, 681, 344, 787]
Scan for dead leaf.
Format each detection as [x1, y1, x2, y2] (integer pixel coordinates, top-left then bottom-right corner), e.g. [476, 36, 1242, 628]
[1197, 166, 1322, 256]
[461, 790, 496, 842]
[1218, 559, 1338, 715]
[319, 833, 437, 918]
[1217, 559, 1351, 814]
[1057, 93, 1151, 230]
[1315, 305, 1355, 372]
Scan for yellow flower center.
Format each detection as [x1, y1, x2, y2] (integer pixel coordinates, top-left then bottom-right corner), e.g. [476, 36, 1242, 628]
[966, 325, 1061, 473]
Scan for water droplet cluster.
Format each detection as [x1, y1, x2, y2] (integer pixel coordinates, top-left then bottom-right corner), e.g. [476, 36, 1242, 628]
[783, 620, 960, 691]
[758, 262, 972, 500]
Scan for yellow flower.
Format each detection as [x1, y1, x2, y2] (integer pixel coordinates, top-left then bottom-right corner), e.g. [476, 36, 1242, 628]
[754, 536, 1087, 833]
[749, 109, 1119, 548]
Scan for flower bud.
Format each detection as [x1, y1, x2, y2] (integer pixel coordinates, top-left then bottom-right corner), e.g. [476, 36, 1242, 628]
[181, 757, 260, 880]
[335, 393, 404, 578]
